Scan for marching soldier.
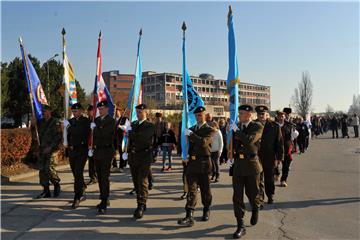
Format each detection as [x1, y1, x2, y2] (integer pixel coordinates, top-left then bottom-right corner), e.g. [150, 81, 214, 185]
[64, 103, 90, 209]
[86, 105, 97, 185]
[127, 104, 155, 219]
[230, 105, 264, 239]
[255, 105, 284, 206]
[36, 105, 62, 198]
[91, 100, 116, 214]
[178, 106, 215, 227]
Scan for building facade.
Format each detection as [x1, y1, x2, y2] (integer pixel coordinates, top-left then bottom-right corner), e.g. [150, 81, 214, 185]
[103, 70, 271, 111]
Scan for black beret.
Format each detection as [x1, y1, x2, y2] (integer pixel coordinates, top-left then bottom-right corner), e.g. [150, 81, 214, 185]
[255, 105, 269, 113]
[135, 103, 147, 110]
[194, 106, 206, 113]
[87, 105, 93, 111]
[155, 112, 163, 117]
[97, 100, 108, 108]
[283, 107, 292, 114]
[71, 103, 83, 110]
[42, 104, 52, 111]
[238, 104, 253, 112]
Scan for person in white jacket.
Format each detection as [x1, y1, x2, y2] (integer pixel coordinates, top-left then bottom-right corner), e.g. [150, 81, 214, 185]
[209, 121, 223, 182]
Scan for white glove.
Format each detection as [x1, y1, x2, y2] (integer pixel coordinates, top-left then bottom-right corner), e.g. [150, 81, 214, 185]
[119, 125, 126, 131]
[125, 125, 132, 132]
[90, 122, 96, 130]
[63, 119, 70, 128]
[230, 123, 239, 132]
[226, 159, 234, 166]
[122, 152, 128, 160]
[184, 129, 193, 136]
[291, 129, 299, 140]
[88, 149, 93, 157]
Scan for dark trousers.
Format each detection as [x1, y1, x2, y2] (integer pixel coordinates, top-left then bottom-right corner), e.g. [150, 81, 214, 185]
[259, 168, 275, 203]
[219, 148, 228, 165]
[332, 129, 339, 138]
[95, 156, 112, 200]
[232, 173, 261, 219]
[280, 156, 292, 182]
[210, 151, 220, 178]
[69, 153, 87, 199]
[118, 145, 127, 168]
[88, 156, 97, 181]
[185, 172, 212, 210]
[298, 137, 306, 153]
[130, 163, 151, 205]
[182, 162, 188, 193]
[354, 126, 359, 138]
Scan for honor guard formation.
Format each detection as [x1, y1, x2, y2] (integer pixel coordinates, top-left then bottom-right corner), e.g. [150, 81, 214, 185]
[32, 101, 329, 239]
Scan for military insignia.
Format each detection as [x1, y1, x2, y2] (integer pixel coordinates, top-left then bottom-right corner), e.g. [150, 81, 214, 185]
[36, 85, 48, 105]
[239, 153, 245, 159]
[191, 155, 196, 161]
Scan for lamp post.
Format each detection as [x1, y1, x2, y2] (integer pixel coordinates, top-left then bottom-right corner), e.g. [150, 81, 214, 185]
[45, 53, 59, 104]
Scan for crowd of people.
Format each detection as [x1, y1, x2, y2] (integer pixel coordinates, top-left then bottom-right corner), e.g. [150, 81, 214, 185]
[33, 101, 358, 239]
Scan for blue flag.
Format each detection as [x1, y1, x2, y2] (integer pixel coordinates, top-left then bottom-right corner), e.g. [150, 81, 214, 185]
[226, 8, 240, 146]
[181, 29, 204, 160]
[19, 39, 48, 121]
[127, 30, 143, 122]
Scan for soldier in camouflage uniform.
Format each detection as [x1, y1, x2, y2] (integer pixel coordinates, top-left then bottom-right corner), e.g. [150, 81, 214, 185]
[36, 105, 62, 199]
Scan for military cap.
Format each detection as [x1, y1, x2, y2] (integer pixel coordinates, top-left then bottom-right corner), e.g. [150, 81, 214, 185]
[87, 105, 93, 111]
[71, 103, 83, 110]
[97, 100, 108, 108]
[255, 105, 269, 113]
[135, 103, 147, 110]
[42, 104, 52, 111]
[194, 106, 206, 113]
[283, 107, 292, 114]
[238, 104, 253, 112]
[277, 110, 286, 115]
[155, 112, 163, 117]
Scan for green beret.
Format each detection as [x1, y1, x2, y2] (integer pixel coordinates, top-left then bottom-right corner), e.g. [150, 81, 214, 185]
[194, 106, 206, 113]
[135, 104, 147, 110]
[97, 100, 108, 108]
[255, 105, 269, 113]
[71, 103, 83, 110]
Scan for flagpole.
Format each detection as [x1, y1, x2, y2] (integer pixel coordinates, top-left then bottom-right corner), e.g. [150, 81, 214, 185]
[124, 28, 142, 154]
[62, 28, 69, 147]
[227, 6, 234, 161]
[181, 22, 189, 161]
[19, 37, 40, 145]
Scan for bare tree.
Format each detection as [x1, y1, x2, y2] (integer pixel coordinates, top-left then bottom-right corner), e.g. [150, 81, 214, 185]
[293, 71, 313, 118]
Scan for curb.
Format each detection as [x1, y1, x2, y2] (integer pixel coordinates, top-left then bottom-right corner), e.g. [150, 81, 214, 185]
[1, 164, 70, 183]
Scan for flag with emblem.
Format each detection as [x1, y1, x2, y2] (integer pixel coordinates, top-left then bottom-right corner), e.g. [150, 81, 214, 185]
[19, 37, 48, 121]
[180, 22, 204, 160]
[92, 31, 114, 119]
[226, 6, 240, 149]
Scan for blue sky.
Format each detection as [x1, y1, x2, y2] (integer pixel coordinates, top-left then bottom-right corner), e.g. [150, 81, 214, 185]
[2, 1, 359, 112]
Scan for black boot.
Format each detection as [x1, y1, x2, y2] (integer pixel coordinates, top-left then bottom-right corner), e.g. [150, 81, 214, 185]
[36, 186, 51, 199]
[133, 204, 146, 219]
[53, 183, 61, 198]
[250, 209, 259, 226]
[71, 198, 80, 209]
[214, 173, 220, 183]
[233, 218, 246, 239]
[177, 209, 194, 227]
[201, 207, 210, 221]
[211, 174, 215, 181]
[96, 199, 110, 209]
[267, 196, 274, 204]
[97, 199, 108, 214]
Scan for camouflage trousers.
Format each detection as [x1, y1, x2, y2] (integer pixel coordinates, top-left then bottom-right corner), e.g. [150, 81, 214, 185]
[38, 152, 61, 187]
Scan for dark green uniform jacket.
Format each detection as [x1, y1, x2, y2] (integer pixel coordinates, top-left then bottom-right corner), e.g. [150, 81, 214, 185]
[128, 120, 155, 166]
[233, 121, 264, 176]
[67, 116, 90, 158]
[93, 115, 116, 159]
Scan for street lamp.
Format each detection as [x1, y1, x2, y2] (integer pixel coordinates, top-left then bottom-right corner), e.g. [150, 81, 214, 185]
[45, 53, 59, 104]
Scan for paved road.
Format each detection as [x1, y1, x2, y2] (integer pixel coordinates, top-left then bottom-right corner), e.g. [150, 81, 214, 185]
[2, 132, 359, 239]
